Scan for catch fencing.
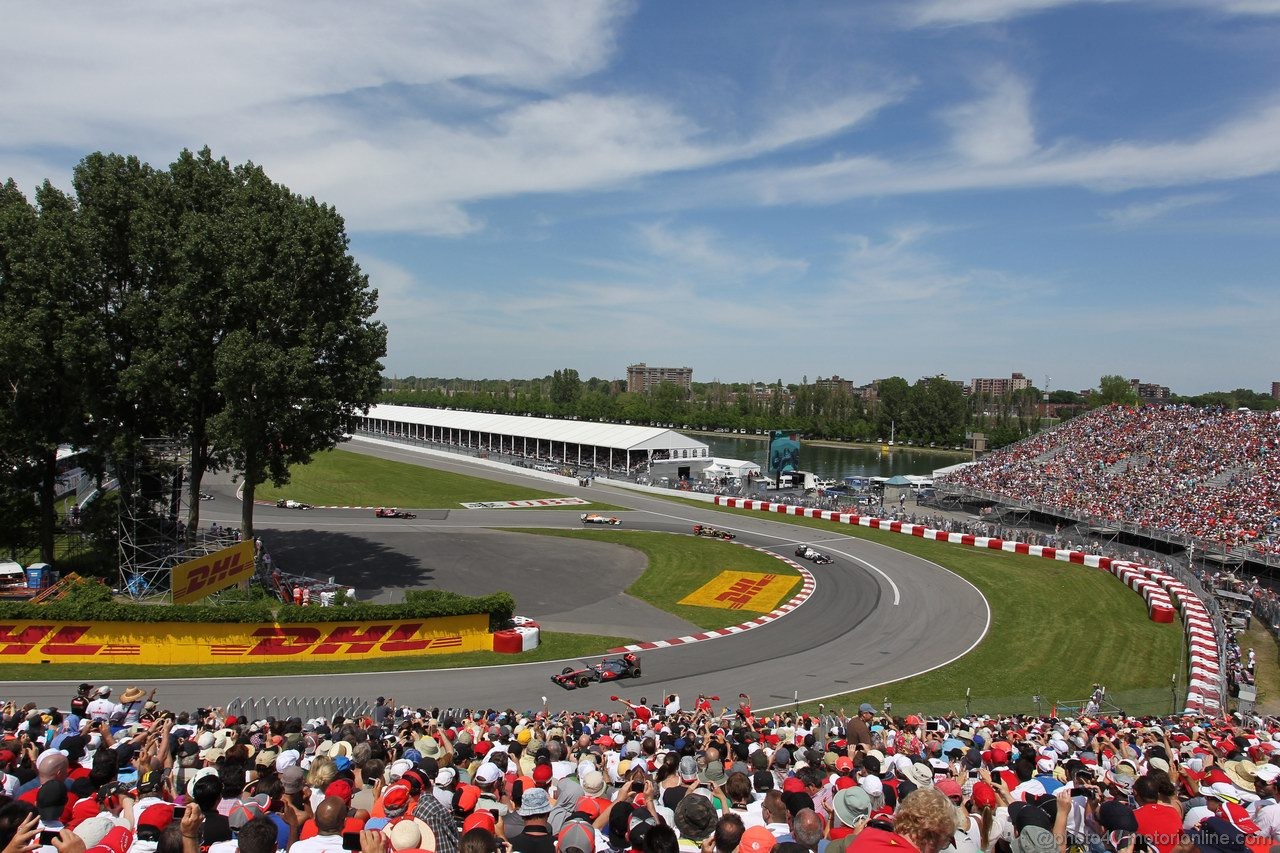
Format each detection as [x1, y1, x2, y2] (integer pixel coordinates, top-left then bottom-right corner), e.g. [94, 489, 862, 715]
[225, 694, 371, 722]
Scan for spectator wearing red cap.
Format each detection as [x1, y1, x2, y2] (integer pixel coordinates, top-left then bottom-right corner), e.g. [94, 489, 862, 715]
[962, 778, 1010, 853]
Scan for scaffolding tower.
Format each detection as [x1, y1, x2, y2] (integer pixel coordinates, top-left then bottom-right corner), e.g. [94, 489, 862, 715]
[116, 438, 239, 600]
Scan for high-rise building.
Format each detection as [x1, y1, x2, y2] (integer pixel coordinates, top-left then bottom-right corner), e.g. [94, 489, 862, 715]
[1130, 379, 1171, 400]
[626, 363, 693, 394]
[1272, 381, 1280, 401]
[813, 375, 853, 394]
[970, 372, 1032, 396]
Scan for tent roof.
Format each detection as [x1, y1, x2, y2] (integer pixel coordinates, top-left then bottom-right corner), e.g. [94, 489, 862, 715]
[366, 405, 710, 454]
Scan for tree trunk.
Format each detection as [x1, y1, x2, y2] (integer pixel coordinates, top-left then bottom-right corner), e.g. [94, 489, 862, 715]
[38, 449, 57, 564]
[241, 476, 255, 540]
[185, 437, 206, 544]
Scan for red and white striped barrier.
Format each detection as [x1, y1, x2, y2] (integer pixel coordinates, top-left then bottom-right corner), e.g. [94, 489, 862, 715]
[492, 615, 541, 653]
[712, 496, 1223, 714]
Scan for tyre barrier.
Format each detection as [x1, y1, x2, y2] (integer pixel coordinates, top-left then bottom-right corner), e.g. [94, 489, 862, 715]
[713, 497, 1224, 715]
[492, 616, 541, 654]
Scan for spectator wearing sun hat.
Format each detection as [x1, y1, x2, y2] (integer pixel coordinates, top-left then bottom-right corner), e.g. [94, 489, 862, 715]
[1250, 763, 1280, 839]
[510, 786, 555, 853]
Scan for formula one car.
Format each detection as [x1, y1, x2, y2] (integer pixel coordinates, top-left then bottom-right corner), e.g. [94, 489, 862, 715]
[551, 653, 642, 690]
[276, 499, 313, 510]
[374, 507, 417, 519]
[692, 524, 736, 540]
[794, 544, 834, 564]
[581, 513, 621, 526]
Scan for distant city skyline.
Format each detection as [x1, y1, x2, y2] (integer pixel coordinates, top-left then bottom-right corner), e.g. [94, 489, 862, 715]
[5, 2, 1279, 396]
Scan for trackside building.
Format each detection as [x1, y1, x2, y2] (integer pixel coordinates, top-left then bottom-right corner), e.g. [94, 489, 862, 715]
[355, 405, 710, 473]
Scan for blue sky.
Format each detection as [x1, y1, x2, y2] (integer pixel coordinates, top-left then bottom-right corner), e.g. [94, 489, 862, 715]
[5, 0, 1280, 395]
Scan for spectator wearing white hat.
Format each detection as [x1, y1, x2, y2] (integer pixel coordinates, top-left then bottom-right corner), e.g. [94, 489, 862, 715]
[86, 687, 117, 723]
[1250, 763, 1280, 839]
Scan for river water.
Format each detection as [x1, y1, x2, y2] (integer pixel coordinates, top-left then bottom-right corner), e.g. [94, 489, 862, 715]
[689, 434, 962, 479]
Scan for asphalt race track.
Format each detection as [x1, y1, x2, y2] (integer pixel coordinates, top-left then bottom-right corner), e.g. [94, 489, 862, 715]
[3, 442, 990, 714]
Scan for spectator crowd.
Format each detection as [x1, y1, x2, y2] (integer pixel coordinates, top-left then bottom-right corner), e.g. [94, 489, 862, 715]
[939, 406, 1280, 558]
[5, 685, 1280, 853]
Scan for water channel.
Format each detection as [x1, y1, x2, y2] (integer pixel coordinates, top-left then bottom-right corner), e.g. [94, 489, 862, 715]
[687, 433, 966, 479]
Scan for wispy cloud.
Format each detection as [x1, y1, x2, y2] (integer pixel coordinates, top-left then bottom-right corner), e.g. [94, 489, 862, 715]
[1, 1, 900, 236]
[636, 222, 809, 279]
[709, 100, 1280, 206]
[906, 0, 1280, 27]
[832, 225, 1045, 305]
[943, 71, 1038, 165]
[1101, 192, 1227, 225]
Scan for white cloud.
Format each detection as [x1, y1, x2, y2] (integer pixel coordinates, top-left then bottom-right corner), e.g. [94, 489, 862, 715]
[1101, 192, 1226, 225]
[907, 0, 1280, 26]
[1, 1, 899, 236]
[832, 225, 1044, 304]
[714, 100, 1280, 206]
[636, 222, 809, 279]
[943, 72, 1037, 164]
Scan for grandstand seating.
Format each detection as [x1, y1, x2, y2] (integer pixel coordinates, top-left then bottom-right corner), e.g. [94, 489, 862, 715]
[940, 405, 1280, 558]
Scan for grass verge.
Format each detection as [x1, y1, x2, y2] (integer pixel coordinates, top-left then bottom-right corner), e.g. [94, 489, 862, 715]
[257, 449, 622, 510]
[0, 631, 636, 681]
[644, 496, 1186, 714]
[509, 529, 800, 631]
[1242, 619, 1280, 714]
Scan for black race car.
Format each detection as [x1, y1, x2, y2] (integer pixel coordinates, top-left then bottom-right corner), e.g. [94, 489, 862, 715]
[692, 524, 736, 540]
[551, 653, 642, 690]
[794, 544, 833, 564]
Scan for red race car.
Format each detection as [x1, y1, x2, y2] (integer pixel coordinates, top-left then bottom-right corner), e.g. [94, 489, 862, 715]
[374, 507, 417, 519]
[551, 653, 642, 690]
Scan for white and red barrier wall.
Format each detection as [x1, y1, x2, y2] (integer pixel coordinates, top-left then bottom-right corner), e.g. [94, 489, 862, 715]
[713, 496, 1223, 715]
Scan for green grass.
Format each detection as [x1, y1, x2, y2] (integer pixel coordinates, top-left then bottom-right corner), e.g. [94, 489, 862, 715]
[257, 449, 622, 510]
[0, 630, 636, 681]
[1243, 620, 1280, 715]
[510, 529, 801, 631]
[645, 497, 1187, 714]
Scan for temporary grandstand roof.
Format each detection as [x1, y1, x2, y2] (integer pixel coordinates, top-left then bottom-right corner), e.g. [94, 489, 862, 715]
[365, 405, 709, 454]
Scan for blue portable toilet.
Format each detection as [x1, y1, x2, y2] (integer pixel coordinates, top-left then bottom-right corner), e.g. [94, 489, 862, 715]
[26, 563, 53, 590]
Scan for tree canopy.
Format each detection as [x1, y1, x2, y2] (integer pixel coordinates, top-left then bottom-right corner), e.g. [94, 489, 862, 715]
[0, 147, 386, 558]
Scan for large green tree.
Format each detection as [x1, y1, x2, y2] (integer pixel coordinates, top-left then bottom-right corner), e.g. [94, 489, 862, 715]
[1095, 375, 1140, 407]
[157, 148, 241, 536]
[0, 180, 96, 562]
[207, 162, 386, 537]
[875, 376, 911, 438]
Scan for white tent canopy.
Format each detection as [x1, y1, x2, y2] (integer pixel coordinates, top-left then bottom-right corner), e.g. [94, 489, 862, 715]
[357, 404, 710, 472]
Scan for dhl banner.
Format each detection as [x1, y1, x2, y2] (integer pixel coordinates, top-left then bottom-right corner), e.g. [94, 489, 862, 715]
[679, 571, 798, 612]
[0, 614, 490, 665]
[171, 541, 257, 604]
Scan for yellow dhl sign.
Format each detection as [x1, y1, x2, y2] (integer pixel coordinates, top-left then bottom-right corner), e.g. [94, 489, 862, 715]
[679, 571, 798, 612]
[0, 614, 490, 665]
[171, 541, 257, 604]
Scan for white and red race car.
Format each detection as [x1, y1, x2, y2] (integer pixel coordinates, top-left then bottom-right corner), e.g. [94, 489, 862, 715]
[580, 513, 621, 526]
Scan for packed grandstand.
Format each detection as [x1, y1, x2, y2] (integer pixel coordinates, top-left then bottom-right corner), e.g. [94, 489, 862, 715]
[937, 406, 1280, 559]
[5, 686, 1280, 853]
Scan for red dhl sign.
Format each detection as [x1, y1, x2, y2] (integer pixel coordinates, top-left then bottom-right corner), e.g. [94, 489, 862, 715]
[678, 571, 798, 613]
[0, 615, 490, 664]
[171, 541, 257, 604]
